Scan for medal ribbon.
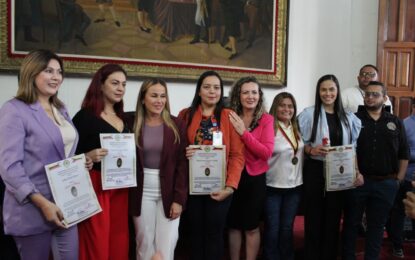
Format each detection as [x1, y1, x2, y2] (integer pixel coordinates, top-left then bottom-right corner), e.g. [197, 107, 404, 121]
[278, 123, 298, 157]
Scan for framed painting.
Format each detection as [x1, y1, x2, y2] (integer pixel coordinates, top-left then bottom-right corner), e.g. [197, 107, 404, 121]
[0, 0, 288, 86]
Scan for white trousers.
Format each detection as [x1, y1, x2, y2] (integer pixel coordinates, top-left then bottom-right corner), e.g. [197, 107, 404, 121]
[133, 168, 180, 260]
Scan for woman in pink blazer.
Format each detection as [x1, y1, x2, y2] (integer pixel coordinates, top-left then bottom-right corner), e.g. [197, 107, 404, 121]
[227, 76, 275, 260]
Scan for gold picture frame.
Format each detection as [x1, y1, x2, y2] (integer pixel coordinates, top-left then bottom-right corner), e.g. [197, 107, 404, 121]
[0, 0, 288, 86]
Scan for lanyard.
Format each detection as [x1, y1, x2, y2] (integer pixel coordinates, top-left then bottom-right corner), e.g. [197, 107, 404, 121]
[278, 123, 299, 165]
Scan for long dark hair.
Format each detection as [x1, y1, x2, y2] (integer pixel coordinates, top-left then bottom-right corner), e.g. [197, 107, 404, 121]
[81, 64, 127, 118]
[186, 70, 225, 127]
[309, 74, 350, 143]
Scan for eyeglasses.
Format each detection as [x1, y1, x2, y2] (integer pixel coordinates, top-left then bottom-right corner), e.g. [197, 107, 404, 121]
[360, 72, 377, 78]
[364, 91, 383, 98]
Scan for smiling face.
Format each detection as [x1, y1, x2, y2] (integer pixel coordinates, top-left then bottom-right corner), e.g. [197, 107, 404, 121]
[319, 79, 338, 108]
[276, 97, 295, 124]
[240, 82, 259, 111]
[34, 59, 63, 100]
[143, 83, 167, 117]
[199, 75, 221, 108]
[101, 71, 127, 105]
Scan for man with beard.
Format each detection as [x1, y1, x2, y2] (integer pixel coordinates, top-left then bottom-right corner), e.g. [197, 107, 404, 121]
[342, 64, 393, 113]
[342, 81, 409, 260]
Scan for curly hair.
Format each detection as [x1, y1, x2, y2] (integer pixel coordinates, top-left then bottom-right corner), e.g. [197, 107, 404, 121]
[229, 76, 265, 130]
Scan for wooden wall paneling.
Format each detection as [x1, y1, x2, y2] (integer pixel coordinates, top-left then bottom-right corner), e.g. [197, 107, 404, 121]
[398, 96, 412, 118]
[398, 49, 413, 89]
[378, 0, 415, 118]
[398, 0, 407, 41]
[387, 0, 399, 41]
[405, 0, 415, 41]
[383, 49, 398, 88]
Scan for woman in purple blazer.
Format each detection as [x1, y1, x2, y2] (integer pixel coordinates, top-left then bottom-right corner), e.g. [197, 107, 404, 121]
[129, 78, 188, 260]
[0, 50, 91, 260]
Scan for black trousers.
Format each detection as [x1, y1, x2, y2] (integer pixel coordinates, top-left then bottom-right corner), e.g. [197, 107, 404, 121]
[186, 194, 232, 260]
[303, 158, 345, 260]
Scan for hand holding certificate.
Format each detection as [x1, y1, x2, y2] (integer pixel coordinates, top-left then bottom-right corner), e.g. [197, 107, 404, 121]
[100, 133, 137, 190]
[325, 145, 356, 191]
[45, 154, 102, 227]
[189, 145, 226, 195]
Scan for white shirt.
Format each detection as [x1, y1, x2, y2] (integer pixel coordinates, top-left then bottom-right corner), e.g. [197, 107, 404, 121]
[52, 106, 76, 157]
[266, 123, 304, 188]
[342, 85, 393, 113]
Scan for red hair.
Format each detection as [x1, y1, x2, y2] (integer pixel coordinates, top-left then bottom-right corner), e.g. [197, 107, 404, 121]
[81, 64, 127, 118]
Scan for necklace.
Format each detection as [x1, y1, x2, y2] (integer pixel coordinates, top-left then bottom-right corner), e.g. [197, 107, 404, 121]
[103, 110, 116, 115]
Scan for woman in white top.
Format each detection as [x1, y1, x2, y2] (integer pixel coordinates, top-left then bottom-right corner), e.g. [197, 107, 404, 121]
[263, 92, 303, 260]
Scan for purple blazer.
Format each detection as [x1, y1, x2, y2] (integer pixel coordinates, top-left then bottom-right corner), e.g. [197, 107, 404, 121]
[0, 99, 78, 236]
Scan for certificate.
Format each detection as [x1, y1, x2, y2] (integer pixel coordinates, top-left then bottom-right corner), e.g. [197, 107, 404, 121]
[100, 133, 137, 190]
[189, 145, 226, 195]
[45, 154, 102, 227]
[325, 145, 356, 191]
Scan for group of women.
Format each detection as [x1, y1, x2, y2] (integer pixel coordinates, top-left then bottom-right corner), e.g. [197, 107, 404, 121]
[0, 49, 364, 260]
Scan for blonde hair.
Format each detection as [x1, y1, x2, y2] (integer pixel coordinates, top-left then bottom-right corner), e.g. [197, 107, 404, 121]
[16, 49, 64, 108]
[133, 78, 180, 145]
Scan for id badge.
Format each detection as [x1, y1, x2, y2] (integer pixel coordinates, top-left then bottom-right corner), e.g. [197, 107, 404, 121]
[213, 131, 223, 146]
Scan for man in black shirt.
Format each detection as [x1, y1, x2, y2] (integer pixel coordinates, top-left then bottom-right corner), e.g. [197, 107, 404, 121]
[342, 81, 409, 260]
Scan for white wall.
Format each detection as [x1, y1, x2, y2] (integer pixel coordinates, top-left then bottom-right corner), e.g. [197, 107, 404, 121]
[0, 0, 379, 116]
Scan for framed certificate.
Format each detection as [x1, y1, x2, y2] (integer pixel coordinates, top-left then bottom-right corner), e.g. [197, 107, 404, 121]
[100, 133, 137, 190]
[45, 154, 102, 227]
[189, 145, 226, 195]
[325, 145, 356, 191]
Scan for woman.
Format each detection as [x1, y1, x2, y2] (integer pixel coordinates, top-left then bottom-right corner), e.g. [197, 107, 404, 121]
[129, 78, 188, 260]
[0, 49, 92, 260]
[178, 70, 245, 260]
[226, 76, 274, 260]
[297, 74, 362, 260]
[73, 64, 130, 260]
[263, 92, 303, 260]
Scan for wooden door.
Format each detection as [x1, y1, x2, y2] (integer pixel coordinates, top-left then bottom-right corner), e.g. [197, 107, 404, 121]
[377, 0, 415, 118]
